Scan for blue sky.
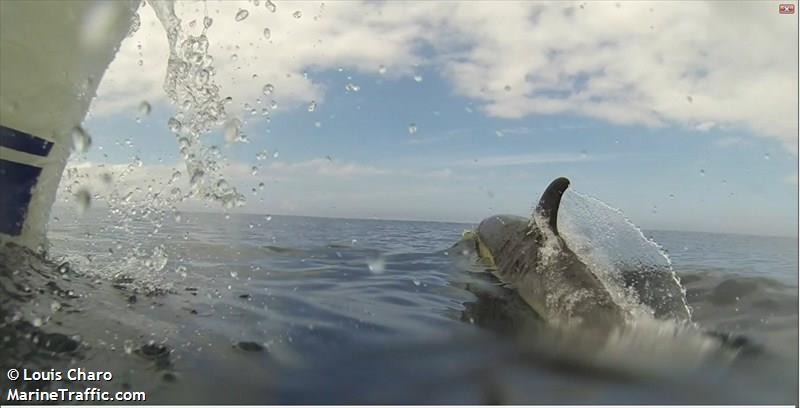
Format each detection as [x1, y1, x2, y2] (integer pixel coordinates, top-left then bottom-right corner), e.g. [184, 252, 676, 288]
[66, 1, 798, 237]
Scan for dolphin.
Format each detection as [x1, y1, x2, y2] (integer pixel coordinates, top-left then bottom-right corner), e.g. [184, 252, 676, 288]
[468, 177, 764, 357]
[472, 177, 626, 330]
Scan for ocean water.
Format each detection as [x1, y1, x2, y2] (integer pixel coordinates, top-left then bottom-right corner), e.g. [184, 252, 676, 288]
[0, 206, 797, 404]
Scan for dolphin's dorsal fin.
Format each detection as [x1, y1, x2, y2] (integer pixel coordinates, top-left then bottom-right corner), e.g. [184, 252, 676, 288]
[534, 177, 570, 235]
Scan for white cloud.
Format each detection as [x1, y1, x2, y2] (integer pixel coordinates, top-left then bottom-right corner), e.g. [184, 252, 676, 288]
[93, 1, 798, 151]
[266, 158, 393, 178]
[57, 157, 457, 216]
[258, 158, 456, 181]
[785, 173, 798, 186]
[714, 136, 751, 149]
[695, 121, 716, 132]
[452, 153, 599, 168]
[57, 160, 194, 206]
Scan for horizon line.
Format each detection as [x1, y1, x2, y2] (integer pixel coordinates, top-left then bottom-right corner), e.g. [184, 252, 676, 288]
[51, 204, 800, 239]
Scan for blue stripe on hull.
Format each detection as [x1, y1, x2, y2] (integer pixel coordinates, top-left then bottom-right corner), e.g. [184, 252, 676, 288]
[0, 125, 54, 157]
[0, 159, 42, 236]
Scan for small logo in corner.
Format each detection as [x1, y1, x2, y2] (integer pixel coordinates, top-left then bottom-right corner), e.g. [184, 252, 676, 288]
[779, 4, 795, 14]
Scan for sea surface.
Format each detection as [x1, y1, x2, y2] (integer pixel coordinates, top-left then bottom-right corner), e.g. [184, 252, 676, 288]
[1, 203, 797, 404]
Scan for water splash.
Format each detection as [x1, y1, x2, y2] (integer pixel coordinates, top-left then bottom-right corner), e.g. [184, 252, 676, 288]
[149, 0, 245, 209]
[557, 190, 691, 322]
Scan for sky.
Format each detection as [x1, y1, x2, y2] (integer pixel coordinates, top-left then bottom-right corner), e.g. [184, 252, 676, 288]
[63, 0, 798, 237]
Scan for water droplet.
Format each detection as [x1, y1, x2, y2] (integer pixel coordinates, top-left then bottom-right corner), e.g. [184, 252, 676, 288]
[75, 189, 91, 214]
[250, 166, 258, 175]
[230, 271, 239, 279]
[168, 117, 182, 133]
[256, 150, 270, 160]
[169, 170, 182, 184]
[272, 151, 279, 158]
[504, 84, 511, 91]
[265, 0, 276, 12]
[686, 95, 693, 103]
[71, 126, 92, 153]
[378, 65, 387, 74]
[408, 123, 417, 135]
[413, 75, 423, 82]
[265, 215, 272, 221]
[263, 27, 271, 40]
[262, 84, 274, 96]
[764, 153, 771, 160]
[270, 100, 278, 110]
[258, 182, 265, 190]
[149, 245, 168, 272]
[203, 16, 213, 28]
[224, 119, 241, 143]
[33, 317, 43, 327]
[367, 258, 385, 274]
[216, 179, 230, 191]
[190, 169, 205, 188]
[699, 168, 706, 176]
[137, 100, 151, 120]
[412, 279, 421, 286]
[345, 83, 360, 92]
[235, 9, 249, 21]
[308, 100, 316, 112]
[293, 10, 302, 18]
[669, 194, 675, 199]
[124, 339, 135, 354]
[50, 302, 62, 312]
